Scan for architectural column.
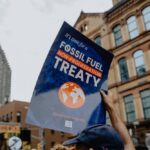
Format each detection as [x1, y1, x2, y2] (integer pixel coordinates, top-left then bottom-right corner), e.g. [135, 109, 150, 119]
[127, 55, 136, 78]
[144, 49, 150, 71]
[108, 68, 116, 85]
[114, 59, 121, 83]
[102, 31, 111, 50]
[121, 19, 129, 42]
[136, 10, 146, 34]
[110, 32, 116, 48]
[119, 96, 127, 122]
[133, 92, 144, 120]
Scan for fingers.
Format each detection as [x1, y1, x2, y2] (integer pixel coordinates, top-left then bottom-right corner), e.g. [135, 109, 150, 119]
[100, 90, 107, 98]
[100, 90, 113, 98]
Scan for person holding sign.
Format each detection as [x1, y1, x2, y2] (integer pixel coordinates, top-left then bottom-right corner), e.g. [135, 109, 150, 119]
[63, 91, 135, 150]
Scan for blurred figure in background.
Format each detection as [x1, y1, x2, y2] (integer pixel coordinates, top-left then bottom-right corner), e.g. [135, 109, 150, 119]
[0, 133, 7, 150]
[51, 143, 73, 150]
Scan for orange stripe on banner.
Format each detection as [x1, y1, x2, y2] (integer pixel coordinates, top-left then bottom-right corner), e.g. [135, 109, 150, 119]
[56, 49, 102, 78]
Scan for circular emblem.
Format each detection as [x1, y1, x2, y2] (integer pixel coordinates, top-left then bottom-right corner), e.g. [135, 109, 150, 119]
[58, 82, 85, 109]
[8, 136, 22, 150]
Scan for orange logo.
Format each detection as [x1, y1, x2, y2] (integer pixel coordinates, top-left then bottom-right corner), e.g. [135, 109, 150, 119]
[58, 82, 85, 109]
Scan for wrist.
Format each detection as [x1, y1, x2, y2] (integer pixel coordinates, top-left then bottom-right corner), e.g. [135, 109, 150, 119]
[107, 106, 118, 118]
[106, 104, 115, 113]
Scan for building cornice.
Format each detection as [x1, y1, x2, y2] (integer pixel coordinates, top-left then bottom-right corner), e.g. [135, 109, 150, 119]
[84, 24, 105, 38]
[105, 0, 142, 23]
[110, 31, 150, 56]
[74, 11, 104, 27]
[108, 70, 150, 91]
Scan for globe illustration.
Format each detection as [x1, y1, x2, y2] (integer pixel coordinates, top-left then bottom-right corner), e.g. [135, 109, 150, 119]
[58, 82, 85, 109]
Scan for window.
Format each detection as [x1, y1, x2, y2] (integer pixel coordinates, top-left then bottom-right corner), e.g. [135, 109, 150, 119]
[51, 141, 55, 147]
[6, 114, 9, 122]
[133, 50, 146, 76]
[142, 6, 150, 30]
[113, 25, 123, 46]
[94, 36, 101, 46]
[80, 23, 88, 32]
[124, 95, 136, 122]
[127, 16, 139, 39]
[16, 112, 21, 122]
[84, 24, 88, 31]
[140, 89, 150, 119]
[80, 26, 84, 32]
[51, 130, 55, 134]
[118, 58, 129, 82]
[10, 112, 13, 121]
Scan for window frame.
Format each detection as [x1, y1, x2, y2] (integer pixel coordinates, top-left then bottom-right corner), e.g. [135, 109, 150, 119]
[124, 94, 136, 123]
[127, 16, 139, 39]
[113, 24, 123, 46]
[140, 89, 150, 119]
[80, 23, 88, 33]
[94, 35, 101, 46]
[16, 111, 21, 123]
[133, 50, 146, 76]
[142, 6, 150, 30]
[118, 57, 129, 82]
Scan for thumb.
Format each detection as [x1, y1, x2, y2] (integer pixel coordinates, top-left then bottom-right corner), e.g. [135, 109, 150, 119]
[100, 90, 107, 98]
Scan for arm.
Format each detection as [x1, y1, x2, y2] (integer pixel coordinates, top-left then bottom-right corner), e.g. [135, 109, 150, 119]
[100, 91, 135, 150]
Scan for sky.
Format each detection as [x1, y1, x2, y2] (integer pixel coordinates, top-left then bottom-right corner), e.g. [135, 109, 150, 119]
[0, 0, 113, 102]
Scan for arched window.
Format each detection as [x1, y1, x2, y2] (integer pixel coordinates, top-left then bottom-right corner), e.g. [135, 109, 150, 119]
[80, 26, 84, 32]
[142, 6, 150, 30]
[80, 23, 88, 32]
[140, 89, 150, 119]
[16, 111, 21, 122]
[94, 36, 101, 46]
[118, 58, 129, 82]
[133, 50, 146, 76]
[127, 16, 139, 39]
[113, 25, 123, 46]
[124, 94, 136, 122]
[84, 24, 88, 31]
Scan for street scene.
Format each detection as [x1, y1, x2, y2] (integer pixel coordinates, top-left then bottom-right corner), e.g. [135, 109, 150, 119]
[0, 0, 150, 149]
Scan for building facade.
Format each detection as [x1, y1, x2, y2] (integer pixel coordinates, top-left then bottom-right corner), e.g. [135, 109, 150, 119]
[0, 100, 70, 150]
[74, 0, 150, 146]
[0, 46, 11, 106]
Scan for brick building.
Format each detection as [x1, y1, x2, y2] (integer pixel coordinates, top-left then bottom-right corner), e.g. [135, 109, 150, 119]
[0, 46, 11, 106]
[0, 100, 70, 150]
[74, 0, 150, 146]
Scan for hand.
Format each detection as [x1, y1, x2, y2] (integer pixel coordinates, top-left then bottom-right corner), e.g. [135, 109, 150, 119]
[100, 91, 135, 150]
[100, 90, 115, 112]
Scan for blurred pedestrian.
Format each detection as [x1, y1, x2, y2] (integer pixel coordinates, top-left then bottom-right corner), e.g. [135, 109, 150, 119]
[0, 133, 7, 150]
[63, 91, 135, 150]
[51, 143, 72, 150]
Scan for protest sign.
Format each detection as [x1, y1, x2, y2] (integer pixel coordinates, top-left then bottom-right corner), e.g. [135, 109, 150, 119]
[26, 22, 114, 134]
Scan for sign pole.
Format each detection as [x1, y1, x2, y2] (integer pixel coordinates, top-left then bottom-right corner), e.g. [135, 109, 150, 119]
[39, 128, 44, 150]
